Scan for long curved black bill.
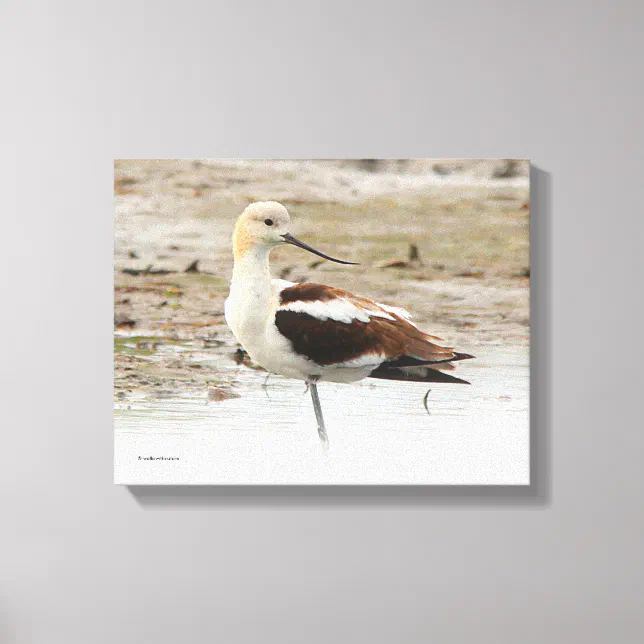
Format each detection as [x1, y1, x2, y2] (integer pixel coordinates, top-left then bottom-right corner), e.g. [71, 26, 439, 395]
[281, 233, 359, 265]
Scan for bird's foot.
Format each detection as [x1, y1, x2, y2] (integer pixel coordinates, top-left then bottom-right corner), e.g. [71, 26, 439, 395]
[423, 388, 432, 415]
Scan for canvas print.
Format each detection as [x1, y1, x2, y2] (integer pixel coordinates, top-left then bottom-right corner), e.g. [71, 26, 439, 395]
[114, 159, 530, 484]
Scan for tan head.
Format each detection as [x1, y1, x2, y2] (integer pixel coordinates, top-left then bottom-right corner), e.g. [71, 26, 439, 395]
[232, 202, 291, 258]
[232, 201, 358, 265]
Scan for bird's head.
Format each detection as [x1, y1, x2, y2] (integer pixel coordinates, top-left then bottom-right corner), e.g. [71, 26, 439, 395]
[232, 201, 357, 265]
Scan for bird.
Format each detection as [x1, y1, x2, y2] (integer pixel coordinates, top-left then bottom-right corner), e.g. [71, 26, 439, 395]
[225, 201, 474, 448]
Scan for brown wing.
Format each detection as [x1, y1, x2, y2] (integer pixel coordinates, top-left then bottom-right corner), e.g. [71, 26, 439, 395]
[275, 283, 474, 380]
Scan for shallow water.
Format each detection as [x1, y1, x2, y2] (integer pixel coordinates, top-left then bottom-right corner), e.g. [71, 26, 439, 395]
[114, 345, 529, 485]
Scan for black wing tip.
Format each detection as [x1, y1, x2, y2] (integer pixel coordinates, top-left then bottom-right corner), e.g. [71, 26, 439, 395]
[369, 366, 472, 385]
[382, 352, 475, 369]
[429, 371, 471, 385]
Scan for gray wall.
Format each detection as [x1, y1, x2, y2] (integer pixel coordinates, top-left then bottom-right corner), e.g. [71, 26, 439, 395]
[2, 1, 643, 642]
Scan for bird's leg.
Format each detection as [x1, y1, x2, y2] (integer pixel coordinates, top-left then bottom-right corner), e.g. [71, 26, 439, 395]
[262, 373, 271, 399]
[309, 380, 329, 450]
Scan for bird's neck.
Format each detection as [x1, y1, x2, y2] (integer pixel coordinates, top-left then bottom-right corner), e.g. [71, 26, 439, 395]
[231, 244, 272, 294]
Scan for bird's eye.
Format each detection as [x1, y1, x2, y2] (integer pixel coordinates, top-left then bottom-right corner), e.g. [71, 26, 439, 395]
[264, 219, 274, 226]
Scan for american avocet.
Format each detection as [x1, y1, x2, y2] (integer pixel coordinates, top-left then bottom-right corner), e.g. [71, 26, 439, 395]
[225, 201, 474, 448]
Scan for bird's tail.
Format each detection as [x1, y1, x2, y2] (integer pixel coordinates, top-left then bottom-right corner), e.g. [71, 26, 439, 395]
[368, 352, 474, 384]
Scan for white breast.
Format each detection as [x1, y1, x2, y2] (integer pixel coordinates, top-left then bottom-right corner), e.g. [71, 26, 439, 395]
[226, 279, 309, 378]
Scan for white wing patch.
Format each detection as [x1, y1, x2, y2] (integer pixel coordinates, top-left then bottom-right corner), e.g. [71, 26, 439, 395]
[377, 302, 413, 321]
[279, 298, 395, 324]
[272, 279, 296, 295]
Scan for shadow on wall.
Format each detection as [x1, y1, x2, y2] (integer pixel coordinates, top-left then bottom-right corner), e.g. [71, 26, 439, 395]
[127, 166, 551, 509]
